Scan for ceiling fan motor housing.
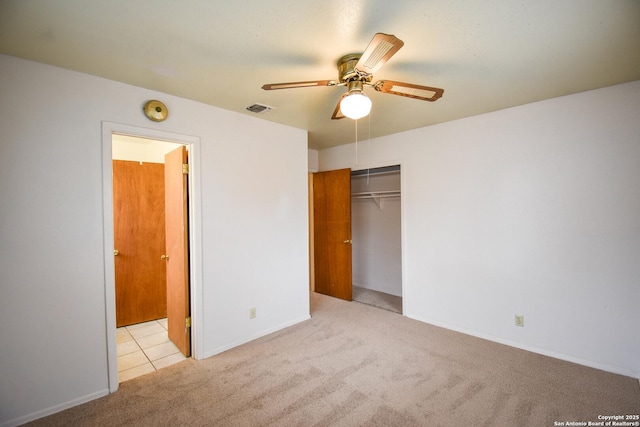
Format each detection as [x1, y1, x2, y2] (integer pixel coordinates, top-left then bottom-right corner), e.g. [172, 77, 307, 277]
[337, 54, 371, 84]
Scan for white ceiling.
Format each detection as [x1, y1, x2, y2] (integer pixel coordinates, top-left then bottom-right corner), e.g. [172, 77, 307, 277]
[1, 0, 639, 150]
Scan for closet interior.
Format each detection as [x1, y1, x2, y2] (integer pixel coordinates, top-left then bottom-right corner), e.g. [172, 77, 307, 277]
[351, 165, 402, 313]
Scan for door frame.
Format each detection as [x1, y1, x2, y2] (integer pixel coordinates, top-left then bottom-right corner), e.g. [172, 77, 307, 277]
[101, 122, 203, 393]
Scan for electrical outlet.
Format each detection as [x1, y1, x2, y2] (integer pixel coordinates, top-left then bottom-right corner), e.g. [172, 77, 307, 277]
[249, 308, 256, 319]
[515, 315, 524, 327]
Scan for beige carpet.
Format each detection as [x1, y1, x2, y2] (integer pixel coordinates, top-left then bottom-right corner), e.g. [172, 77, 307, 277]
[28, 292, 639, 426]
[352, 286, 402, 314]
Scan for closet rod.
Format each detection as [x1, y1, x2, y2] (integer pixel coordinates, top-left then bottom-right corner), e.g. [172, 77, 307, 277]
[352, 195, 400, 200]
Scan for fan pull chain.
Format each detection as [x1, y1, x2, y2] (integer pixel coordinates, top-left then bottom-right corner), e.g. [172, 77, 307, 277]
[367, 114, 371, 185]
[355, 119, 358, 166]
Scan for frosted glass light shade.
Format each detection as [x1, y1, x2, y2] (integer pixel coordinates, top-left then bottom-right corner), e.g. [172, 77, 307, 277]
[340, 92, 372, 120]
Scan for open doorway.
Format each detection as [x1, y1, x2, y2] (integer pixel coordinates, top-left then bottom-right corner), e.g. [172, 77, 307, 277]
[351, 166, 402, 314]
[310, 165, 403, 314]
[102, 122, 202, 393]
[112, 134, 189, 382]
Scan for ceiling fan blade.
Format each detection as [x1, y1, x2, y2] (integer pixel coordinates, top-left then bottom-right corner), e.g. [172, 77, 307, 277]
[373, 80, 444, 102]
[331, 93, 347, 120]
[262, 80, 337, 90]
[354, 33, 404, 76]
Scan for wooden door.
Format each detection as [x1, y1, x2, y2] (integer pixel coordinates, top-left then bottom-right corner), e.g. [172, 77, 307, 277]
[164, 146, 191, 357]
[313, 168, 352, 300]
[113, 161, 167, 327]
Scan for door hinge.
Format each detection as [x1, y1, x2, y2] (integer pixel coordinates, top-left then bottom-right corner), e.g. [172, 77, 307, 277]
[182, 163, 189, 174]
[185, 317, 191, 328]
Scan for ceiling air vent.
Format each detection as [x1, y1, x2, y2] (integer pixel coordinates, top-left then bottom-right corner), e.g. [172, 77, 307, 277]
[246, 103, 273, 113]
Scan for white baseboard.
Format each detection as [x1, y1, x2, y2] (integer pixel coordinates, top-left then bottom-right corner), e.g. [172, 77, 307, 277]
[1, 389, 109, 427]
[201, 314, 311, 360]
[405, 312, 639, 380]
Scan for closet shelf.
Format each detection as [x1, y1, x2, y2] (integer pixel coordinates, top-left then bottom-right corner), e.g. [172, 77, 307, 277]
[351, 190, 401, 199]
[351, 190, 400, 209]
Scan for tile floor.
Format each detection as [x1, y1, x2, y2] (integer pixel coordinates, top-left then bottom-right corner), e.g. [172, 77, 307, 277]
[116, 318, 187, 383]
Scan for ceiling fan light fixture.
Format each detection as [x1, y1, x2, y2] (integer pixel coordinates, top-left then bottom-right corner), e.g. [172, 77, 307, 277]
[340, 91, 372, 120]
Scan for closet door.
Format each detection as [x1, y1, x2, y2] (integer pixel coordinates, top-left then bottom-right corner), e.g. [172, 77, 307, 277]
[313, 168, 352, 301]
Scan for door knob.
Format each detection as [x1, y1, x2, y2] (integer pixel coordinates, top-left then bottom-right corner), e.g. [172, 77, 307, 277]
[343, 239, 352, 244]
[113, 249, 119, 256]
[161, 254, 169, 260]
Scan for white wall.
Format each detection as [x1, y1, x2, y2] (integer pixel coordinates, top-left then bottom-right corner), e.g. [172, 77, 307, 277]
[319, 81, 640, 378]
[0, 54, 310, 426]
[308, 148, 319, 172]
[112, 134, 181, 163]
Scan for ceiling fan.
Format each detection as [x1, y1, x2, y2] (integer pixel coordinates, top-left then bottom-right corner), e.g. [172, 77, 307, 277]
[262, 33, 444, 120]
